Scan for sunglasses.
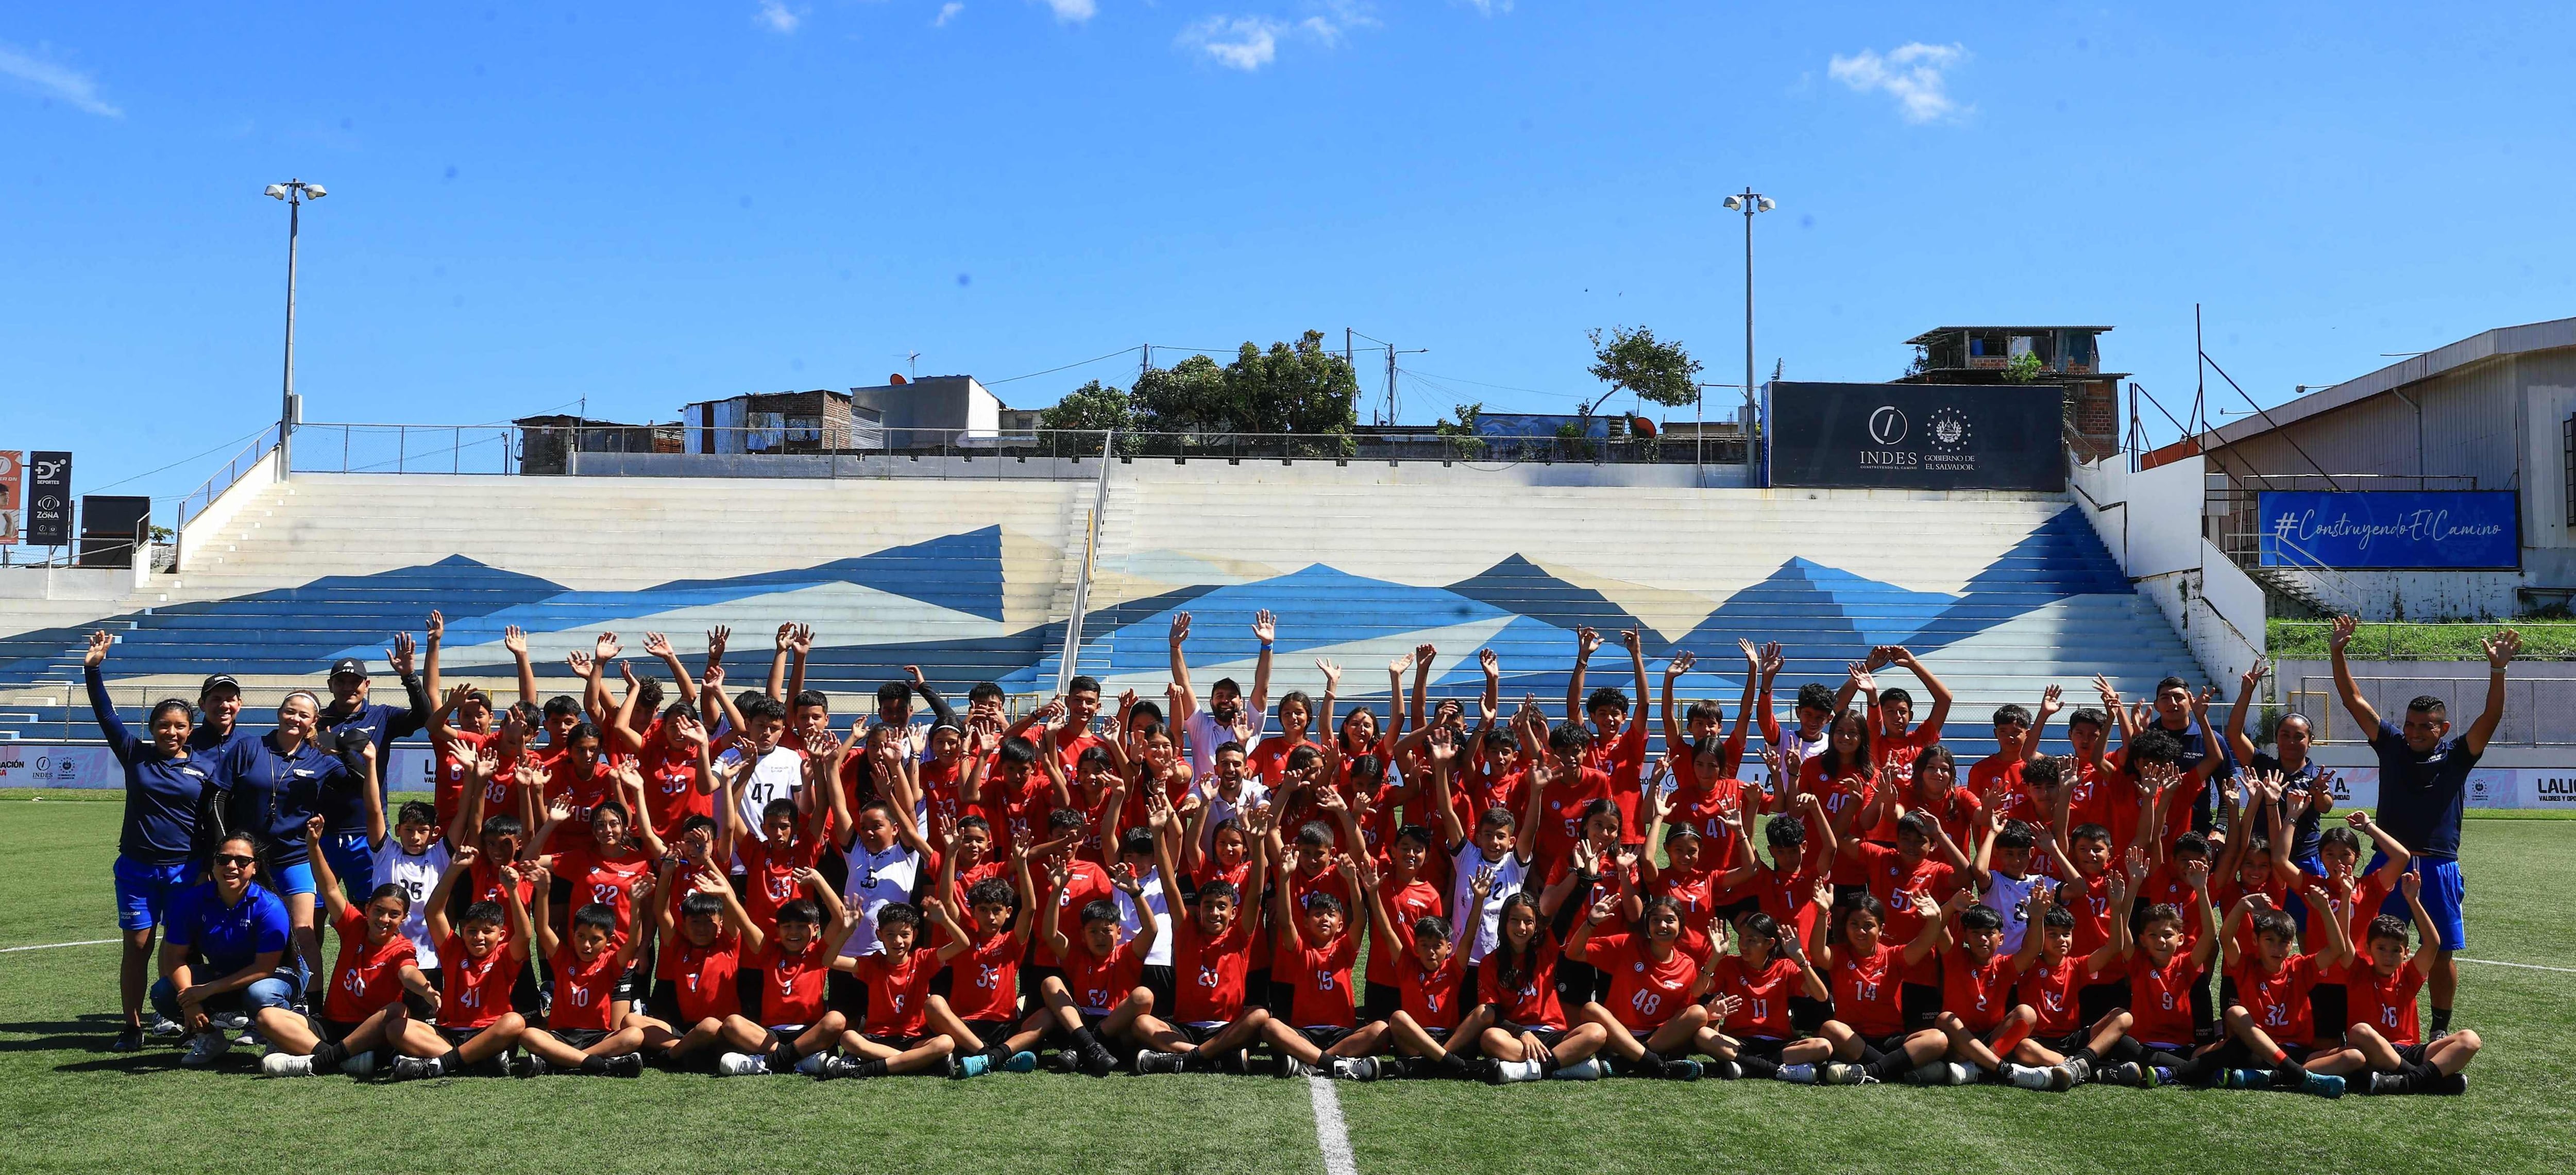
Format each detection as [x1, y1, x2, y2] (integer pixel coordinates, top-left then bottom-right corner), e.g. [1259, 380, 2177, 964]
[214, 853, 258, 867]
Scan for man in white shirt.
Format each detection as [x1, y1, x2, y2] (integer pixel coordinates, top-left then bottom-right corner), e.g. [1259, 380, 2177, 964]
[1168, 609, 1276, 781]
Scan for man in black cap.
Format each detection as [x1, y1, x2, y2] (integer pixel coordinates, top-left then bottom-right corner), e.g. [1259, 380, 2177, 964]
[312, 632, 432, 903]
[185, 673, 251, 760]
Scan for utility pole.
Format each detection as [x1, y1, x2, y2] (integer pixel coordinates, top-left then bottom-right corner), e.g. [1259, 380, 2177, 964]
[1386, 348, 1397, 427]
[1141, 344, 1151, 381]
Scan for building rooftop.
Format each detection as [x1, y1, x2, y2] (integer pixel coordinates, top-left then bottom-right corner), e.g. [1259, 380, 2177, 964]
[1904, 326, 2115, 346]
[2202, 314, 2576, 448]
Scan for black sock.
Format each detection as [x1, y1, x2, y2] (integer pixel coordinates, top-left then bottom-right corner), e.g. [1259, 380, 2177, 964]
[983, 1041, 1011, 1062]
[2400, 1060, 2440, 1093]
[1071, 1027, 1102, 1053]
[1637, 1048, 1666, 1069]
[1865, 1050, 1913, 1081]
[1438, 1052, 1468, 1074]
[858, 1058, 890, 1078]
[2066, 1046, 2097, 1068]
[579, 1055, 609, 1075]
[308, 1041, 345, 1071]
[1180, 1049, 1214, 1072]
[2430, 1007, 2452, 1034]
[2107, 1036, 2149, 1064]
[474, 1053, 513, 1077]
[433, 1048, 463, 1077]
[1735, 1055, 1780, 1079]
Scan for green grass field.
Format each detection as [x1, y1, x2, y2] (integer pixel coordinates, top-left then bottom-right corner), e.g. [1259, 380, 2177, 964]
[6, 791, 2574, 1174]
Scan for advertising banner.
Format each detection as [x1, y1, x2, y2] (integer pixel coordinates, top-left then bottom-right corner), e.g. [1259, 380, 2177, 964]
[1, 745, 439, 791]
[0, 450, 20, 546]
[2255, 490, 2519, 569]
[27, 451, 71, 547]
[1764, 382, 2066, 491]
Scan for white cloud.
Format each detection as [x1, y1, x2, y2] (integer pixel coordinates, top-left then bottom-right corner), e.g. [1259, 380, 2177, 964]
[0, 42, 121, 117]
[755, 0, 802, 32]
[1181, 16, 1284, 70]
[1180, 3, 1370, 70]
[1456, 0, 1512, 12]
[935, 2, 965, 26]
[1036, 0, 1097, 21]
[1827, 42, 1967, 123]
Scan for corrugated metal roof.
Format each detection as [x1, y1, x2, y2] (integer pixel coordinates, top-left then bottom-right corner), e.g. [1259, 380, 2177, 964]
[1904, 326, 2115, 344]
[2204, 315, 2576, 448]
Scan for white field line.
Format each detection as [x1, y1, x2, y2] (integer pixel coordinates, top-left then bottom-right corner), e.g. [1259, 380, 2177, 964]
[0, 938, 120, 953]
[1309, 1074, 1359, 1175]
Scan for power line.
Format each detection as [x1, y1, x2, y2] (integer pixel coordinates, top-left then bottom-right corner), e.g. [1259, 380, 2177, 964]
[984, 346, 1145, 386]
[83, 423, 279, 498]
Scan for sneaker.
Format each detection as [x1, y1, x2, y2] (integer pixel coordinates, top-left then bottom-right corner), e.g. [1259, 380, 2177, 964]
[601, 1053, 643, 1078]
[1819, 1062, 1868, 1086]
[340, 1050, 378, 1079]
[1004, 1050, 1039, 1074]
[1711, 1060, 1742, 1081]
[537, 980, 554, 1021]
[2047, 1065, 2077, 1092]
[1547, 1057, 1605, 1082]
[1279, 1055, 1321, 1078]
[1905, 1060, 1948, 1085]
[1082, 1046, 1118, 1078]
[1333, 1057, 1380, 1081]
[793, 1052, 828, 1077]
[1134, 1050, 1184, 1076]
[2153, 1066, 2177, 1087]
[956, 1053, 993, 1078]
[2303, 1072, 2346, 1099]
[1222, 1050, 1256, 1076]
[261, 1052, 316, 1078]
[2001, 1063, 2051, 1091]
[388, 1055, 439, 1082]
[1048, 1049, 1080, 1075]
[2366, 1072, 2408, 1096]
[1941, 1062, 1977, 1086]
[2106, 1061, 2147, 1088]
[716, 1051, 769, 1077]
[237, 1027, 268, 1051]
[1661, 1058, 1704, 1081]
[180, 1031, 235, 1068]
[813, 1055, 856, 1081]
[513, 1054, 551, 1079]
[212, 1012, 249, 1032]
[1774, 1063, 1817, 1084]
[2064, 1058, 2092, 1086]
[2432, 1072, 2467, 1096]
[2427, 1029, 2453, 1045]
[146, 1016, 185, 1038]
[110, 1028, 144, 1053]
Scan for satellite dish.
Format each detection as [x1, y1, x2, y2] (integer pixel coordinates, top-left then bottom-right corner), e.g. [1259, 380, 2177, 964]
[890, 373, 909, 385]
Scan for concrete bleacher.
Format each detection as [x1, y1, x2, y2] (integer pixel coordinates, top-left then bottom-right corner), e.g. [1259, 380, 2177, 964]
[2, 467, 2202, 755]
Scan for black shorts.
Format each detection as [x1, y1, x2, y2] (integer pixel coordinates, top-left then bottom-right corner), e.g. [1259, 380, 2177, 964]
[318, 1017, 365, 1044]
[1173, 1021, 1235, 1046]
[1023, 964, 1064, 1002]
[1417, 1026, 1453, 1047]
[612, 966, 646, 1003]
[1900, 982, 1942, 1031]
[1362, 980, 1401, 1024]
[1495, 1025, 1565, 1051]
[1866, 1032, 1915, 1054]
[1555, 961, 1607, 1007]
[549, 1027, 611, 1050]
[1788, 995, 1831, 1035]
[1140, 964, 1175, 1017]
[863, 1033, 933, 1050]
[2045, 1030, 2090, 1054]
[827, 970, 870, 1020]
[2077, 979, 2131, 1028]
[2308, 984, 2348, 1041]
[961, 1018, 1016, 1048]
[1734, 1036, 1791, 1061]
[1295, 1025, 1355, 1051]
[437, 1024, 496, 1047]
[2393, 1042, 2431, 1066]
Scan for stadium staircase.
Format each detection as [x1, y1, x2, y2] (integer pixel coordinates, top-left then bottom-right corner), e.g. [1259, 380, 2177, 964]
[2, 470, 2200, 760]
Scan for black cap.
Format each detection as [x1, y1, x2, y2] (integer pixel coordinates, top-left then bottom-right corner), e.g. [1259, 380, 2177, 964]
[199, 674, 241, 696]
[327, 657, 369, 681]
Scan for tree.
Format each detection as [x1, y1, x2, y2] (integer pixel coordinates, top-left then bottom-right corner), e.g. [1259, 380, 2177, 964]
[2003, 351, 2044, 384]
[1039, 380, 1136, 432]
[1129, 354, 1231, 434]
[1584, 326, 1703, 417]
[1433, 401, 1485, 458]
[1221, 331, 1360, 437]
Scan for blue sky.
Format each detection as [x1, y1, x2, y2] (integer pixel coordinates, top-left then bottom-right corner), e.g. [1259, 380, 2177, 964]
[6, 2, 2573, 516]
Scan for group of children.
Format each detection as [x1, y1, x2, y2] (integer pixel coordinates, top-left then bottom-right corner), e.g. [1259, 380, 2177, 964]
[105, 611, 2489, 1097]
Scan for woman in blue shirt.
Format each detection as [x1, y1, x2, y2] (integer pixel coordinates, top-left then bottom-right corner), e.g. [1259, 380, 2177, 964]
[216, 689, 357, 1000]
[155, 830, 296, 1068]
[83, 631, 219, 1053]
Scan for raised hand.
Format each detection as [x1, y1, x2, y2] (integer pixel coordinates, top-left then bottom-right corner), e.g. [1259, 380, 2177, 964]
[1846, 663, 1876, 694]
[2241, 656, 2270, 692]
[594, 632, 622, 662]
[1168, 612, 1193, 646]
[1619, 629, 1641, 655]
[1470, 864, 1498, 903]
[788, 624, 815, 657]
[642, 632, 673, 659]
[2123, 845, 2150, 885]
[2181, 857, 2211, 892]
[1667, 650, 1696, 678]
[426, 609, 446, 642]
[2399, 867, 2421, 902]
[502, 625, 528, 657]
[83, 629, 111, 667]
[674, 713, 708, 746]
[1759, 642, 1785, 678]
[304, 813, 326, 844]
[2485, 628, 2522, 669]
[705, 625, 732, 662]
[387, 631, 417, 677]
[1575, 626, 1602, 660]
[566, 650, 594, 676]
[1586, 889, 1620, 924]
[618, 659, 639, 686]
[1387, 653, 1413, 676]
[1414, 642, 1437, 670]
[1478, 648, 1499, 678]
[1252, 609, 1277, 645]
[2329, 615, 2357, 654]
[2038, 684, 2063, 721]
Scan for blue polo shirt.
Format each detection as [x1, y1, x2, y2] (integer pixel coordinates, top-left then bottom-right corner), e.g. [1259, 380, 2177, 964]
[217, 734, 354, 864]
[2371, 719, 2476, 860]
[317, 688, 427, 835]
[163, 880, 291, 976]
[88, 666, 215, 865]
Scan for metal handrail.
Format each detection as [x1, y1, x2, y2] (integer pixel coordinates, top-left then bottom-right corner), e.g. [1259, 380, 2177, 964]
[173, 425, 281, 530]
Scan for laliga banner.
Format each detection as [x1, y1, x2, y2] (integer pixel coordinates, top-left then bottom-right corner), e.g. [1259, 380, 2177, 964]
[0, 745, 440, 791]
[1764, 382, 2066, 491]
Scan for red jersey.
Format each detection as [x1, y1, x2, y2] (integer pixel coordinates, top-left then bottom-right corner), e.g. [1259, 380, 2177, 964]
[1063, 939, 1146, 1016]
[1941, 947, 2018, 1034]
[1668, 751, 1751, 877]
[738, 835, 826, 932]
[1851, 843, 1959, 955]
[917, 756, 968, 831]
[321, 904, 416, 1024]
[850, 946, 939, 1036]
[1367, 877, 1444, 984]
[2343, 960, 2426, 1046]
[657, 930, 743, 1023]
[2298, 870, 2393, 951]
[2213, 872, 2290, 956]
[550, 841, 655, 939]
[430, 727, 492, 834]
[746, 940, 831, 1028]
[1380, 916, 1466, 1030]
[437, 938, 519, 1029]
[2126, 950, 2205, 1048]
[1885, 784, 1983, 852]
[465, 858, 535, 919]
[1456, 761, 1528, 832]
[1831, 941, 1908, 1037]
[637, 739, 708, 842]
[1586, 932, 1701, 1031]
[1964, 754, 2023, 819]
[1173, 916, 1258, 1025]
[1283, 932, 1363, 1029]
[548, 942, 626, 1032]
[2017, 954, 2094, 1037]
[1035, 860, 1114, 968]
[2063, 873, 2118, 961]
[1650, 864, 1723, 937]
[1248, 734, 1312, 788]
[1869, 723, 1942, 794]
[1478, 941, 1566, 1030]
[1744, 860, 1827, 944]
[1798, 757, 1875, 883]
[1532, 767, 1616, 866]
[548, 755, 619, 836]
[945, 928, 1022, 1023]
[1708, 952, 1802, 1039]
[2230, 953, 2325, 1047]
[1583, 720, 1650, 842]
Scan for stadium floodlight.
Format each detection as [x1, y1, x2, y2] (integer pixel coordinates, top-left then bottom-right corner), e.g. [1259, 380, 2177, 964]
[1722, 195, 1742, 211]
[265, 184, 287, 199]
[304, 183, 326, 198]
[1727, 187, 1776, 476]
[265, 180, 327, 478]
[1757, 196, 1775, 212]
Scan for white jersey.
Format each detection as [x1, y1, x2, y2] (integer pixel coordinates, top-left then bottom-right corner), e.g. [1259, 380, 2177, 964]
[1115, 867, 1175, 967]
[1196, 779, 1273, 854]
[367, 840, 451, 967]
[1450, 843, 1529, 965]
[839, 841, 921, 957]
[1980, 870, 2043, 956]
[723, 745, 808, 868]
